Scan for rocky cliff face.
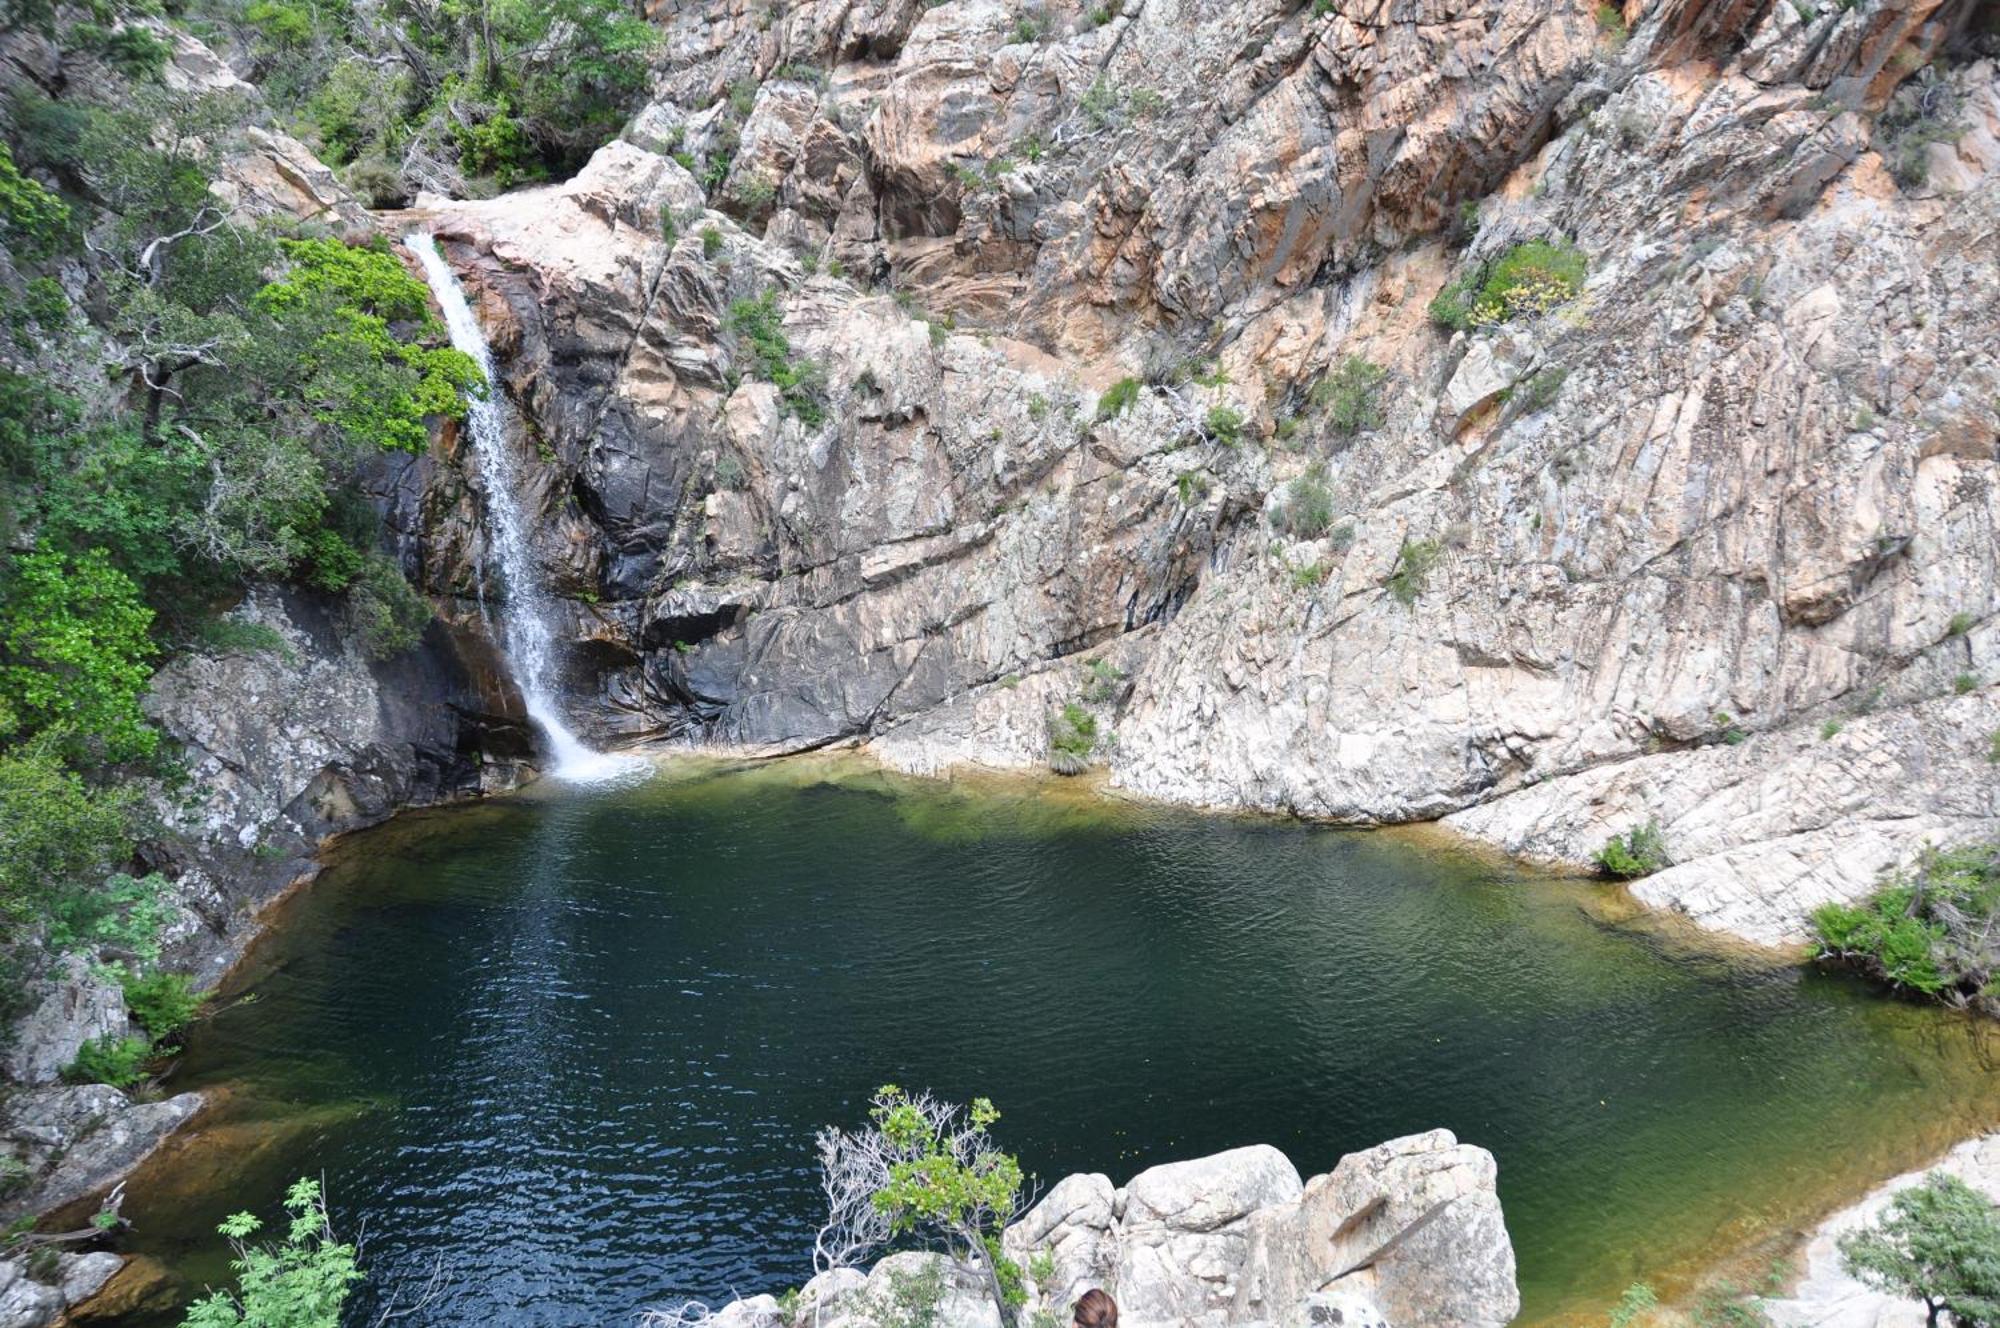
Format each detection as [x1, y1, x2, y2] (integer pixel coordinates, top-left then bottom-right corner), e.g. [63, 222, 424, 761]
[400, 0, 1999, 948]
[699, 1133, 1516, 1328]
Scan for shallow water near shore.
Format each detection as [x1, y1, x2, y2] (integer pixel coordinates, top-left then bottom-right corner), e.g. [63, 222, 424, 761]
[117, 758, 2000, 1326]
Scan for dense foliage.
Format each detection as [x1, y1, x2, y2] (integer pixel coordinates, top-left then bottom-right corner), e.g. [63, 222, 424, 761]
[1839, 1173, 2000, 1328]
[180, 1177, 364, 1328]
[1596, 821, 1670, 880]
[1812, 844, 1998, 1008]
[177, 0, 657, 199]
[1430, 239, 1589, 330]
[0, 55, 480, 1029]
[728, 292, 829, 427]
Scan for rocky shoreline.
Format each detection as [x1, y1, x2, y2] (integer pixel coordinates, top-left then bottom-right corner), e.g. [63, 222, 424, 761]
[698, 1132, 1517, 1328]
[5, 0, 2000, 1316]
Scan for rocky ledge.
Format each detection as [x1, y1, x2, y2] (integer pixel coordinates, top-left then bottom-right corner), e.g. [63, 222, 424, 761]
[1767, 1130, 2000, 1328]
[701, 1132, 1515, 1328]
[399, 0, 1999, 956]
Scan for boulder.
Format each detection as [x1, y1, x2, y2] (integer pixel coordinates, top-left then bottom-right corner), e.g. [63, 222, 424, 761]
[0, 1261, 59, 1328]
[3, 960, 126, 1087]
[703, 1137, 1515, 1328]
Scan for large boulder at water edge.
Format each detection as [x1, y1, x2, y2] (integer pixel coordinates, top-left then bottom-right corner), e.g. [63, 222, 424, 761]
[709, 1133, 1517, 1328]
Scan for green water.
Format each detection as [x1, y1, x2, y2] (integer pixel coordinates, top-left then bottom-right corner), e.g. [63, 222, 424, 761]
[120, 759, 2000, 1326]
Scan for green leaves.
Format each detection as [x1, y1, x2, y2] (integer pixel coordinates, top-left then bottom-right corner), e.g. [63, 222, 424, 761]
[1839, 1173, 2000, 1326]
[181, 1177, 364, 1328]
[0, 738, 138, 946]
[0, 140, 72, 256]
[1811, 844, 1999, 1001]
[0, 548, 158, 761]
[1595, 821, 1670, 880]
[728, 292, 829, 427]
[863, 1084, 1025, 1268]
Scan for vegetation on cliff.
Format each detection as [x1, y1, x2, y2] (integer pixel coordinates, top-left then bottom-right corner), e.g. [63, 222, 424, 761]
[0, 38, 480, 1034]
[177, 0, 656, 198]
[1811, 844, 1998, 1012]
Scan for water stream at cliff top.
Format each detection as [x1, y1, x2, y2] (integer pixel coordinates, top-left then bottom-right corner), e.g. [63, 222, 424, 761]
[116, 759, 2000, 1328]
[404, 233, 632, 783]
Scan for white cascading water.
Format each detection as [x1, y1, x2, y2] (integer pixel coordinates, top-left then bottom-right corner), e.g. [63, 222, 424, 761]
[405, 233, 635, 783]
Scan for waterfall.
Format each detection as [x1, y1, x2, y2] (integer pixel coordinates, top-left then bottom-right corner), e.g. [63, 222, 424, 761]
[405, 233, 634, 783]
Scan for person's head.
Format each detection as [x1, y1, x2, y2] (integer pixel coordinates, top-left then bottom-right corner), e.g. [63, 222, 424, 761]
[1072, 1289, 1117, 1328]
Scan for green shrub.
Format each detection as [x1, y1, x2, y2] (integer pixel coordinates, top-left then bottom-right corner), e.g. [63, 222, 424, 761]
[1095, 376, 1140, 422]
[1387, 538, 1441, 605]
[347, 554, 432, 659]
[197, 619, 291, 659]
[1290, 561, 1326, 590]
[1080, 77, 1120, 129]
[729, 292, 830, 427]
[830, 1087, 1025, 1326]
[0, 739, 135, 945]
[1820, 719, 1843, 740]
[1428, 273, 1479, 332]
[1511, 367, 1568, 414]
[1279, 464, 1336, 539]
[1313, 356, 1386, 437]
[1874, 79, 1966, 192]
[701, 225, 724, 258]
[1081, 658, 1123, 704]
[1596, 820, 1669, 879]
[1946, 611, 1975, 637]
[0, 548, 159, 761]
[0, 140, 72, 255]
[1204, 405, 1245, 446]
[1175, 470, 1211, 506]
[1472, 240, 1588, 324]
[65, 1033, 155, 1089]
[1812, 844, 1998, 1002]
[1047, 702, 1099, 774]
[1954, 672, 1980, 695]
[122, 970, 202, 1040]
[1595, 2, 1629, 43]
[179, 1178, 363, 1328]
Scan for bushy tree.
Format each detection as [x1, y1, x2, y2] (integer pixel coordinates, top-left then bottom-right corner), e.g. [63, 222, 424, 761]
[0, 737, 135, 941]
[1813, 844, 1999, 1008]
[180, 1178, 364, 1328]
[814, 1086, 1028, 1325]
[0, 548, 159, 761]
[1839, 1173, 2000, 1328]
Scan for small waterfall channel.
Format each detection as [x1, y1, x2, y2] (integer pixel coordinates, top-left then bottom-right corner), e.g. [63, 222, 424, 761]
[405, 232, 634, 782]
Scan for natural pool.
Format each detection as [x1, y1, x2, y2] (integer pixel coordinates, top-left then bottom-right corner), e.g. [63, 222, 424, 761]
[119, 759, 2000, 1327]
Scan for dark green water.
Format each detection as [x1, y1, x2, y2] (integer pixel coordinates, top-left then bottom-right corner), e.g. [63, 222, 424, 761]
[121, 759, 2000, 1326]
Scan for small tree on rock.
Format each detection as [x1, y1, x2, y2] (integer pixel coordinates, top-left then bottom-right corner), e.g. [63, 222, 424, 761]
[813, 1086, 1029, 1326]
[1838, 1173, 2000, 1328]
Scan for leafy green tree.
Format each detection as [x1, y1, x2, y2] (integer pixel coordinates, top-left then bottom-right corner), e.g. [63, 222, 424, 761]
[1839, 1173, 2000, 1328]
[0, 548, 159, 761]
[0, 737, 134, 942]
[180, 1178, 364, 1328]
[815, 1086, 1028, 1325]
